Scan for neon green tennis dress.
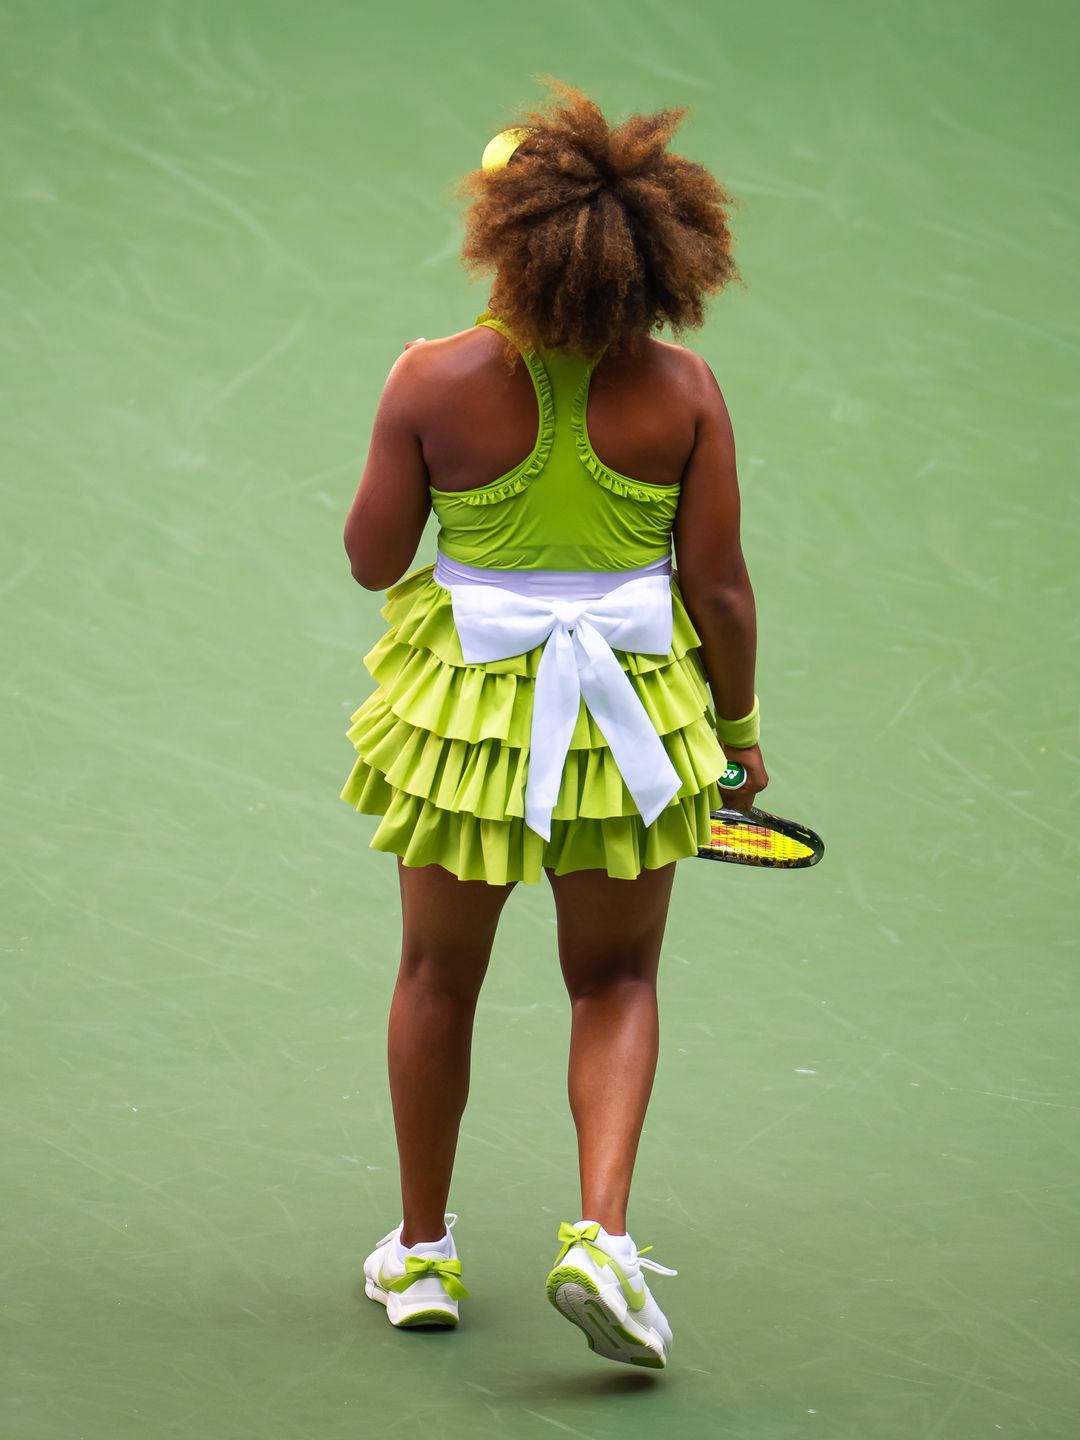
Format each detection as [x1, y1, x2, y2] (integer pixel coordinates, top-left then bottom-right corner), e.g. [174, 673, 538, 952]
[340, 315, 728, 883]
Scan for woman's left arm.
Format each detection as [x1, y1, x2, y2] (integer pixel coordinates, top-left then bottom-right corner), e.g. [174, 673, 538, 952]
[343, 349, 432, 590]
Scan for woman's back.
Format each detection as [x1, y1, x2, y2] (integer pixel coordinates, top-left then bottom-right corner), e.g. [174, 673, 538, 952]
[409, 322, 700, 494]
[405, 316, 704, 572]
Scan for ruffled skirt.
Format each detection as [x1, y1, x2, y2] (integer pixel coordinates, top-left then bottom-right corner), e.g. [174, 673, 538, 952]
[340, 564, 727, 884]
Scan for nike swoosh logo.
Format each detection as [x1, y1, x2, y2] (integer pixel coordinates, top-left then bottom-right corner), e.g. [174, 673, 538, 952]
[624, 1280, 647, 1312]
[592, 1252, 647, 1311]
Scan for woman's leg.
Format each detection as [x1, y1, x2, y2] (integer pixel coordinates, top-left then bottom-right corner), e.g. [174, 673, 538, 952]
[390, 861, 515, 1246]
[546, 863, 676, 1235]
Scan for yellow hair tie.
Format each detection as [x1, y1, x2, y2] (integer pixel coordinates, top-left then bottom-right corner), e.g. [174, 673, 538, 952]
[481, 127, 532, 172]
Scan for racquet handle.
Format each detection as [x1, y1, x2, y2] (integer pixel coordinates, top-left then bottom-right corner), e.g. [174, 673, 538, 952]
[703, 762, 825, 870]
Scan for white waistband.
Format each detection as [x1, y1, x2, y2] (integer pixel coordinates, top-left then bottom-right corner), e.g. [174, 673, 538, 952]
[433, 551, 680, 841]
[434, 551, 672, 599]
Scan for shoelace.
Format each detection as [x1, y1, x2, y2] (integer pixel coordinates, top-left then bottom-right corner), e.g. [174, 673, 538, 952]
[637, 1251, 679, 1278]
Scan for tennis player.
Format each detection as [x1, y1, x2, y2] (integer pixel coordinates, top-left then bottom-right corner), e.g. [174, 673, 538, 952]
[341, 83, 767, 1368]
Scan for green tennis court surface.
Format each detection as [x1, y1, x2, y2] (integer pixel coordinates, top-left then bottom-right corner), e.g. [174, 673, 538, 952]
[3, 1, 1077, 1435]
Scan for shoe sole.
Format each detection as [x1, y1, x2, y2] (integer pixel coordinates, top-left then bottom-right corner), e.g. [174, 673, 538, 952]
[545, 1265, 667, 1369]
[364, 1277, 458, 1328]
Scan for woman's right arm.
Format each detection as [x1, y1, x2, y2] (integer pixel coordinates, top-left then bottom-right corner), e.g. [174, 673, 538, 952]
[672, 352, 768, 810]
[343, 348, 432, 591]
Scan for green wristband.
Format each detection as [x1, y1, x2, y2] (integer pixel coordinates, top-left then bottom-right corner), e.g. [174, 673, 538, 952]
[715, 694, 760, 749]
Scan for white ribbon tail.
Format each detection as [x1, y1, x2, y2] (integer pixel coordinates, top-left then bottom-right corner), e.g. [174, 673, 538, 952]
[524, 626, 580, 841]
[573, 620, 682, 827]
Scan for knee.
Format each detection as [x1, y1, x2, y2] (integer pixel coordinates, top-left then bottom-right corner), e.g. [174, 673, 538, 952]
[561, 949, 659, 1003]
[396, 946, 488, 1006]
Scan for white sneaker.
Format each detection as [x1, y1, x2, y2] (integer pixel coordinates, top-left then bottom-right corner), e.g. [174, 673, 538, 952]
[363, 1213, 467, 1328]
[546, 1220, 678, 1368]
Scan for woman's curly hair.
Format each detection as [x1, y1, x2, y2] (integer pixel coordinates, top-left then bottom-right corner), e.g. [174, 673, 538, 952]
[459, 81, 740, 357]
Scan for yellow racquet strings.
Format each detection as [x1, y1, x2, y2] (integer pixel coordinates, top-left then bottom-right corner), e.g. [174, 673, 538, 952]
[707, 819, 813, 863]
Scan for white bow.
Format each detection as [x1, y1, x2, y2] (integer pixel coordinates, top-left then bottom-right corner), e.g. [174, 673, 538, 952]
[448, 574, 682, 840]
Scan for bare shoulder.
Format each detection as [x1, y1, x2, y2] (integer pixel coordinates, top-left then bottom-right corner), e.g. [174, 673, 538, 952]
[643, 338, 726, 403]
[607, 338, 731, 439]
[377, 326, 504, 425]
[389, 326, 504, 384]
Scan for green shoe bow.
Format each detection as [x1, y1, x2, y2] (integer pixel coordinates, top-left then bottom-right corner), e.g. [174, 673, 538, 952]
[553, 1221, 678, 1297]
[554, 1221, 611, 1269]
[385, 1255, 470, 1301]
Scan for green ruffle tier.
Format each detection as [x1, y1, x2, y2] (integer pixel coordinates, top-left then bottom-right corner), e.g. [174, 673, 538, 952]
[341, 564, 727, 884]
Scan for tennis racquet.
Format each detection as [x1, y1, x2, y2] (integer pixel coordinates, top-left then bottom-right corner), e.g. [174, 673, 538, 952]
[697, 762, 825, 869]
